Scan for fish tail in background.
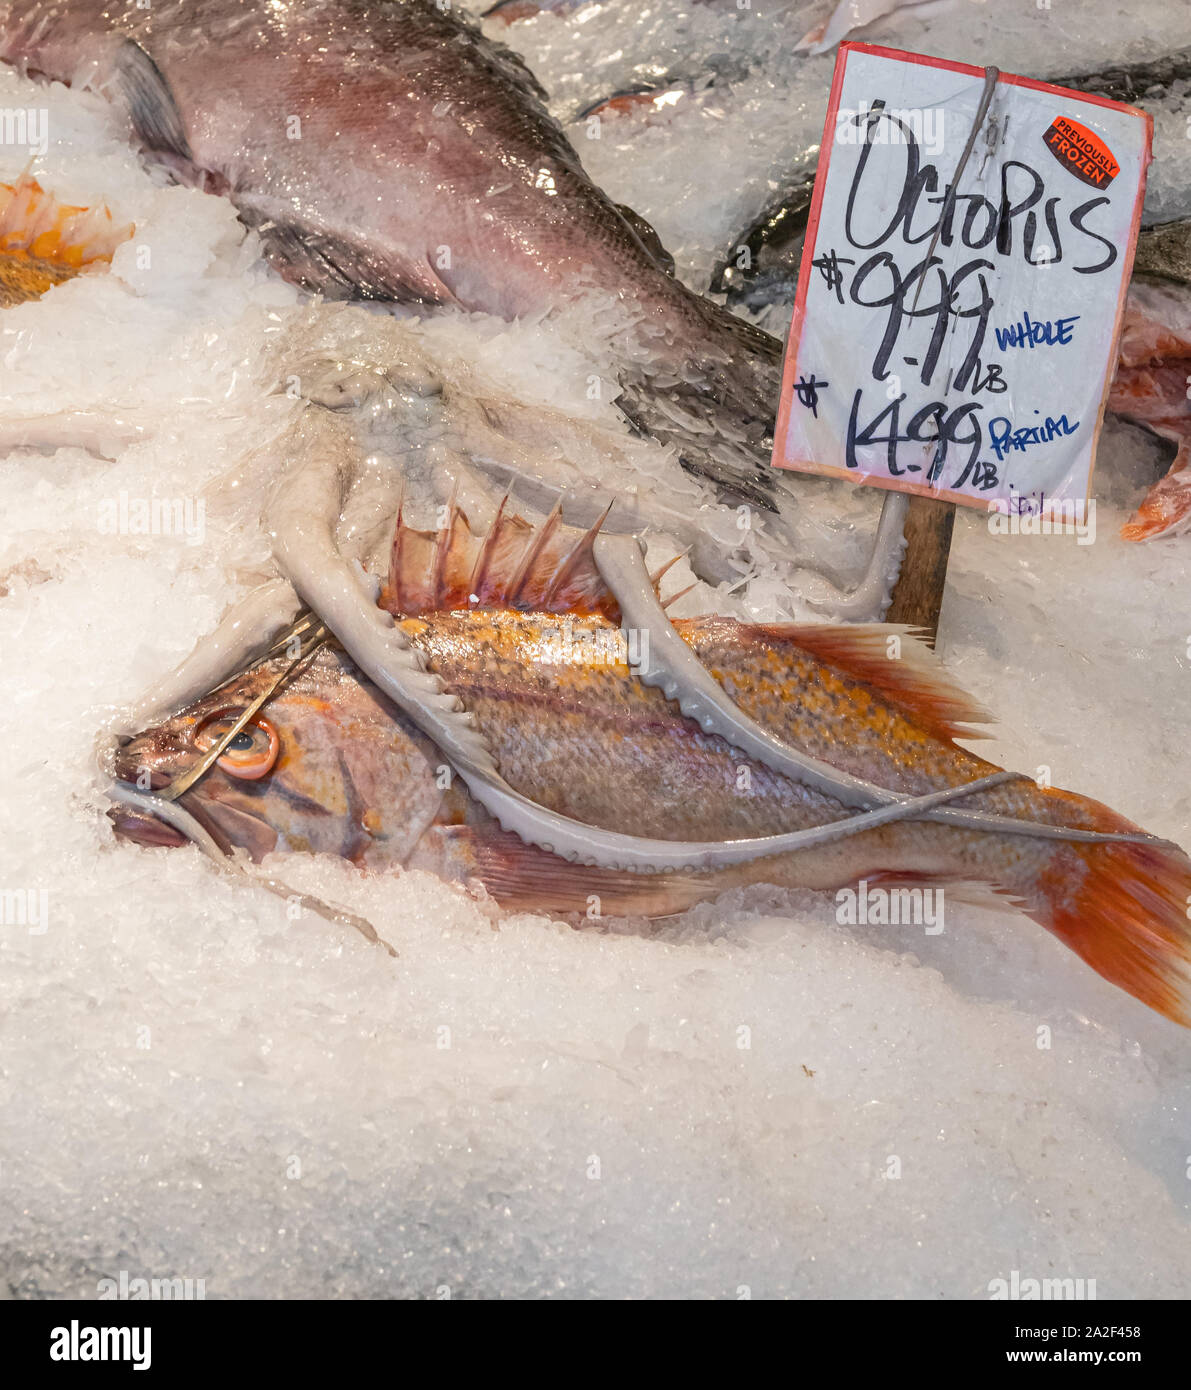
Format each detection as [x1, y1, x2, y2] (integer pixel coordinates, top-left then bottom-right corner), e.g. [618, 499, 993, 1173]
[1109, 278, 1191, 540]
[1004, 802, 1191, 1025]
[1120, 440, 1191, 540]
[615, 290, 786, 513]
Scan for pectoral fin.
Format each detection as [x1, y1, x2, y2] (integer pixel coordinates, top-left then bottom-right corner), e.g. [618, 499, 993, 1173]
[115, 40, 196, 168]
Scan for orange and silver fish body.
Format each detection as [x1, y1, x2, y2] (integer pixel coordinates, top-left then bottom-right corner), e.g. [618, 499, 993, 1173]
[112, 500, 1191, 1027]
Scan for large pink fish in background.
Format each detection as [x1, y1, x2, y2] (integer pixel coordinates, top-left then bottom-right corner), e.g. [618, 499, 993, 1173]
[0, 0, 781, 508]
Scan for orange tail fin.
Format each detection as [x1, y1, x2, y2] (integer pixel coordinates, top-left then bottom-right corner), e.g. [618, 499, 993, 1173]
[1017, 837, 1191, 1026]
[1120, 441, 1191, 540]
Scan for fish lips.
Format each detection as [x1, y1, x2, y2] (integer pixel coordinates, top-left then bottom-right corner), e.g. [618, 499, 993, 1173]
[107, 801, 191, 849]
[107, 739, 191, 846]
[108, 773, 280, 863]
[107, 735, 213, 850]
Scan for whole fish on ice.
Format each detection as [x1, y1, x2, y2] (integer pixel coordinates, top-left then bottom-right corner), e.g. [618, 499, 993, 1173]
[110, 486, 1191, 1027]
[0, 0, 784, 511]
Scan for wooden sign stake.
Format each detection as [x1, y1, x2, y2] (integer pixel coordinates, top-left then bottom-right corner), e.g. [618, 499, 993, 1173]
[884, 494, 956, 646]
[885, 68, 996, 649]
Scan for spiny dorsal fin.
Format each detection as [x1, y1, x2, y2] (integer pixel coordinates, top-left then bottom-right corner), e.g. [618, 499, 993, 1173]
[506, 499, 565, 606]
[380, 497, 638, 619]
[729, 621, 994, 742]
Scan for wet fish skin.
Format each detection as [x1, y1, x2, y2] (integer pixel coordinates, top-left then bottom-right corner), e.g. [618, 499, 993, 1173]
[1133, 219, 1191, 290]
[106, 615, 1045, 867]
[0, 0, 783, 506]
[708, 171, 815, 314]
[112, 605, 1191, 1023]
[2, 0, 638, 314]
[0, 246, 71, 305]
[1053, 49, 1191, 107]
[1110, 273, 1191, 539]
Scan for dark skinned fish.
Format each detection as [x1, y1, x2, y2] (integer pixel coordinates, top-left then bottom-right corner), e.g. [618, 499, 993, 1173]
[1052, 48, 1191, 106]
[0, 0, 783, 509]
[709, 170, 816, 313]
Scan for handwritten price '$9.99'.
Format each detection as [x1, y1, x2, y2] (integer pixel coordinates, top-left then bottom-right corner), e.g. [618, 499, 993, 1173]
[817, 248, 1005, 488]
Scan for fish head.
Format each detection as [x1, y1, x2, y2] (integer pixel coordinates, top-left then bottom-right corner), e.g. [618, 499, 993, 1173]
[110, 645, 446, 867]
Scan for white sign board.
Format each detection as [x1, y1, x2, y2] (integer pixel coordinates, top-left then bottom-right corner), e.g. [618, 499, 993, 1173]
[773, 44, 1152, 514]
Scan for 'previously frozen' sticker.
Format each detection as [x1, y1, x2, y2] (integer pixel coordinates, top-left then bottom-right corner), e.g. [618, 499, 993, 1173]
[1042, 115, 1120, 188]
[772, 44, 1152, 512]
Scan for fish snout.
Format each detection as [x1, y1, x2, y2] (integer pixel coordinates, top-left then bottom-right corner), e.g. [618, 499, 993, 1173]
[111, 733, 185, 791]
[106, 734, 192, 848]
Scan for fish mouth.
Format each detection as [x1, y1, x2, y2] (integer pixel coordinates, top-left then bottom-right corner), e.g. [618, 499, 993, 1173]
[110, 736, 175, 790]
[108, 803, 191, 849]
[108, 772, 280, 863]
[108, 735, 279, 860]
[107, 773, 237, 860]
[108, 740, 191, 846]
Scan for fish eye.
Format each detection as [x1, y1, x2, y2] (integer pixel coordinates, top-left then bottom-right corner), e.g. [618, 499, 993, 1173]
[194, 710, 280, 780]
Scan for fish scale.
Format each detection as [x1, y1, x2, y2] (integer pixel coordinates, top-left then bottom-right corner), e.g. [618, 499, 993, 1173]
[112, 504, 1191, 1024]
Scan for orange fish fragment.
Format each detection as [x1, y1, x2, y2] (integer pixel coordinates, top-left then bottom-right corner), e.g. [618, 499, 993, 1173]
[0, 172, 133, 307]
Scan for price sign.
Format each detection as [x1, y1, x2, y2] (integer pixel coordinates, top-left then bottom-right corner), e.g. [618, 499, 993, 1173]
[773, 44, 1152, 515]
